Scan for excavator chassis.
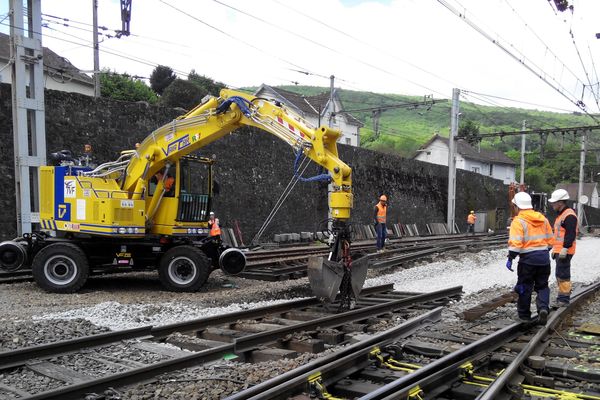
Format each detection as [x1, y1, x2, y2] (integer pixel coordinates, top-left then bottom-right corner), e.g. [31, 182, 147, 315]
[0, 233, 246, 293]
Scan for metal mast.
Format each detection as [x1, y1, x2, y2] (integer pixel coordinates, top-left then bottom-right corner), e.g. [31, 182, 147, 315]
[9, 0, 46, 235]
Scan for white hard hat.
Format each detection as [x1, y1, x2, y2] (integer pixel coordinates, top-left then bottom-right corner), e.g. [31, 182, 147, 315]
[548, 189, 569, 203]
[209, 211, 215, 216]
[512, 192, 533, 209]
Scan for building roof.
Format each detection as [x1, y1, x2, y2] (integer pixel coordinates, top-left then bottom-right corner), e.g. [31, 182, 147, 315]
[255, 84, 363, 127]
[555, 182, 598, 200]
[414, 134, 517, 165]
[0, 32, 92, 86]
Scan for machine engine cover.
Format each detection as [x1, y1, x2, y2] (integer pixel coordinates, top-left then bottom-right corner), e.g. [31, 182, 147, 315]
[219, 248, 246, 275]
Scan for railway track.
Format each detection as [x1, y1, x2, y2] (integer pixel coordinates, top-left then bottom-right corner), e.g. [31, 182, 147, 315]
[241, 234, 508, 281]
[0, 233, 506, 285]
[227, 280, 600, 400]
[0, 284, 462, 399]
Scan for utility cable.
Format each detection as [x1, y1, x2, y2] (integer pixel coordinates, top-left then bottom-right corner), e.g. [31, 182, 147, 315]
[251, 156, 311, 245]
[437, 0, 599, 122]
[269, 0, 461, 93]
[212, 0, 446, 98]
[158, 0, 324, 79]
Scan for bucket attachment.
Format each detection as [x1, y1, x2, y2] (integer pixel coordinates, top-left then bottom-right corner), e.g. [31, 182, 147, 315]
[307, 255, 371, 302]
[307, 256, 344, 302]
[350, 255, 369, 299]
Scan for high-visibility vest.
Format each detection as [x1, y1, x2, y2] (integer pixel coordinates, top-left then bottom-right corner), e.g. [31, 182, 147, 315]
[467, 214, 476, 224]
[375, 203, 386, 223]
[210, 220, 221, 237]
[508, 210, 553, 254]
[552, 208, 577, 255]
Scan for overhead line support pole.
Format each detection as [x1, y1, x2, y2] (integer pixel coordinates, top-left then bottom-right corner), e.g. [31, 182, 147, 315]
[92, 0, 100, 98]
[577, 131, 587, 229]
[447, 88, 460, 234]
[10, 0, 46, 235]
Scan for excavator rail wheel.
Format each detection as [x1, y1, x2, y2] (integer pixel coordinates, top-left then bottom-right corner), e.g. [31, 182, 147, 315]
[158, 245, 211, 292]
[31, 242, 90, 293]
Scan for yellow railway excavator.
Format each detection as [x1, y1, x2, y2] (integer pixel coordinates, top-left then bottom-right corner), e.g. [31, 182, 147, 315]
[0, 89, 369, 302]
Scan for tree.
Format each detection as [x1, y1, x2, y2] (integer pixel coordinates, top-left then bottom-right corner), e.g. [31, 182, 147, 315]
[188, 70, 226, 96]
[99, 70, 158, 103]
[150, 65, 177, 95]
[160, 79, 207, 110]
[458, 119, 480, 145]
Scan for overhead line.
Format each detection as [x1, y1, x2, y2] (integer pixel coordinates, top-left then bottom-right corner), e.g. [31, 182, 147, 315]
[211, 0, 446, 98]
[437, 0, 600, 122]
[158, 0, 323, 80]
[270, 0, 461, 92]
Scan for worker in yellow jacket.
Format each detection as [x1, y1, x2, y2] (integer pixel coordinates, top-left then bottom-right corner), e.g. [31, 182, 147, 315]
[507, 192, 554, 324]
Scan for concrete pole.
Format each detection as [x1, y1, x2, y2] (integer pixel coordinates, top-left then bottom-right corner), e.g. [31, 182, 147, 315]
[447, 88, 460, 234]
[577, 131, 587, 229]
[520, 120, 526, 188]
[92, 0, 101, 98]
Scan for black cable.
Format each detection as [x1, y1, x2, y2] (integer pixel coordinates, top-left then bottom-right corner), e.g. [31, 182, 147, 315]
[437, 0, 599, 122]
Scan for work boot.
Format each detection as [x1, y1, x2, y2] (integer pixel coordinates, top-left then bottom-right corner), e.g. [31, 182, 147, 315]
[514, 314, 532, 323]
[537, 309, 548, 325]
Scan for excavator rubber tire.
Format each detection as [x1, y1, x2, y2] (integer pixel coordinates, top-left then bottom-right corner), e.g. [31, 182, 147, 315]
[158, 245, 211, 292]
[32, 242, 90, 293]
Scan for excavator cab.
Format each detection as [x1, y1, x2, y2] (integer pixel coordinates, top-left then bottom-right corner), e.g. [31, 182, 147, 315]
[147, 155, 215, 236]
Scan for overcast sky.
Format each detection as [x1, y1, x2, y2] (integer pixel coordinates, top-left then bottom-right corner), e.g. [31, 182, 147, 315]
[2, 0, 600, 115]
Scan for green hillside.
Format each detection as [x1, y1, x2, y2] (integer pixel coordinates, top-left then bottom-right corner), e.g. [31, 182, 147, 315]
[267, 85, 599, 192]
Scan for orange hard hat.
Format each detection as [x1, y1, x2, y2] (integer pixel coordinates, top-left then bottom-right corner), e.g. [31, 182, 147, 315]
[379, 195, 387, 201]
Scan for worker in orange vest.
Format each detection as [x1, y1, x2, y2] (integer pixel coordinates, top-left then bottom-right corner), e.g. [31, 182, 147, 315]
[548, 189, 578, 307]
[208, 211, 222, 240]
[373, 195, 388, 253]
[466, 211, 476, 236]
[507, 192, 554, 324]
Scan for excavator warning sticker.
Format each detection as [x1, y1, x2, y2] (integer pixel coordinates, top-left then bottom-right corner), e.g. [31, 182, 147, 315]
[276, 117, 304, 138]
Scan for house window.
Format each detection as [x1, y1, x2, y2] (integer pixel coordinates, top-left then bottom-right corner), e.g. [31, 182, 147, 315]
[345, 138, 351, 145]
[472, 167, 480, 173]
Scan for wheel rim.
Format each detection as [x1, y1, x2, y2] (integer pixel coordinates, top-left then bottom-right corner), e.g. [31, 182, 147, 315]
[44, 254, 78, 285]
[167, 256, 197, 285]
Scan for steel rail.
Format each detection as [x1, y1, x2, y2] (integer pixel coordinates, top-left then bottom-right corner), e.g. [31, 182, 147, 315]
[225, 307, 444, 400]
[0, 284, 394, 371]
[0, 326, 153, 370]
[357, 320, 526, 399]
[476, 280, 600, 400]
[23, 286, 460, 400]
[233, 285, 463, 352]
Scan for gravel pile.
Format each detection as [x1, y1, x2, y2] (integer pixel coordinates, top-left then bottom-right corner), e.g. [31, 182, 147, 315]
[0, 318, 109, 351]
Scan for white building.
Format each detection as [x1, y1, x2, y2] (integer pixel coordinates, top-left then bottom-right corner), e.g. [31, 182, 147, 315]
[254, 84, 363, 147]
[0, 32, 94, 96]
[555, 182, 599, 208]
[413, 134, 516, 184]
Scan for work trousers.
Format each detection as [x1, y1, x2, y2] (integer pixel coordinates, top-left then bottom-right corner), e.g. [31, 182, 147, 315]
[467, 224, 475, 235]
[375, 223, 387, 250]
[515, 262, 550, 319]
[555, 254, 573, 304]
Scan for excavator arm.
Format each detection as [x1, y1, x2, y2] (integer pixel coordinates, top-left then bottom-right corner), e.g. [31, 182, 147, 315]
[120, 89, 352, 222]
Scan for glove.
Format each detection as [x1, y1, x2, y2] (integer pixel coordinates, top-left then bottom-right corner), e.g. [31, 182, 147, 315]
[559, 248, 568, 259]
[505, 258, 513, 272]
